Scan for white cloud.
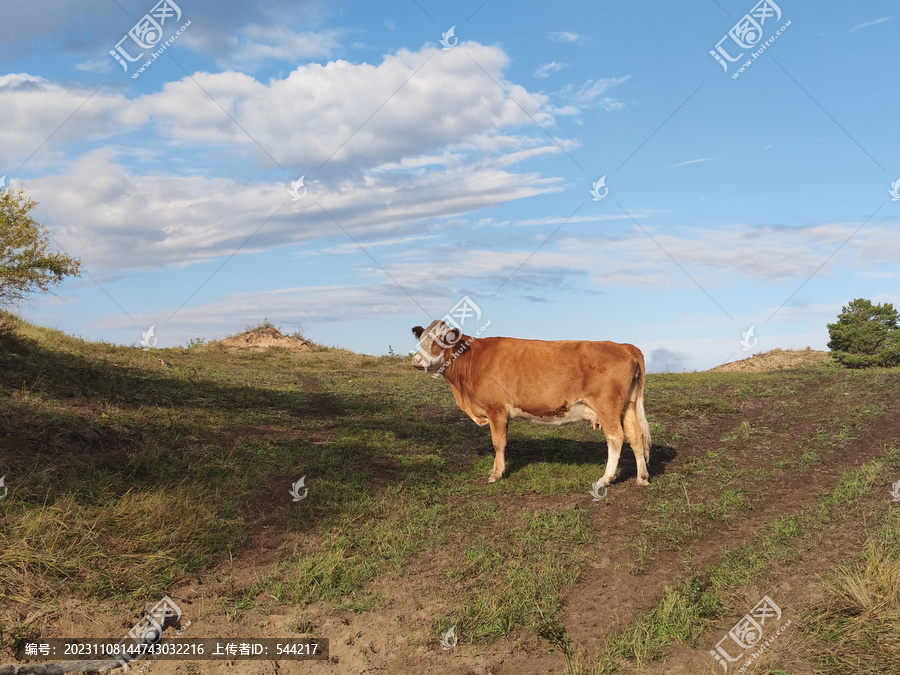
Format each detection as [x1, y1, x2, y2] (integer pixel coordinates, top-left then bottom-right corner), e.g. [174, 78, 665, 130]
[0, 0, 331, 62]
[533, 61, 570, 78]
[547, 31, 584, 43]
[850, 17, 889, 31]
[574, 77, 630, 99]
[3, 42, 580, 284]
[111, 283, 422, 328]
[309, 235, 441, 256]
[211, 25, 344, 70]
[3, 43, 557, 174]
[345, 220, 900, 293]
[122, 43, 554, 169]
[75, 59, 114, 73]
[563, 76, 631, 111]
[553, 222, 900, 284]
[489, 143, 573, 167]
[31, 151, 562, 272]
[0, 74, 128, 168]
[515, 214, 644, 226]
[671, 158, 716, 168]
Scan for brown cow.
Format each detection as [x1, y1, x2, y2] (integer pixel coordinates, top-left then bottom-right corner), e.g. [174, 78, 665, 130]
[411, 320, 651, 486]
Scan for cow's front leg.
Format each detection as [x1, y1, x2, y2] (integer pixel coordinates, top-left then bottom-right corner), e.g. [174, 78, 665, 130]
[487, 411, 509, 483]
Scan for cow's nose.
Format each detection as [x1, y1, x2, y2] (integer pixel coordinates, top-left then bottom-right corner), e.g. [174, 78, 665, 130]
[412, 354, 424, 368]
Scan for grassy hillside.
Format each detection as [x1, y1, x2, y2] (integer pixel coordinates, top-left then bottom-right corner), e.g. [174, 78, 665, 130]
[1, 310, 899, 674]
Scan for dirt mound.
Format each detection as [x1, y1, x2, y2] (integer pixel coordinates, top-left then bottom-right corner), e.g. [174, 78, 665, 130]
[218, 324, 309, 352]
[711, 347, 832, 372]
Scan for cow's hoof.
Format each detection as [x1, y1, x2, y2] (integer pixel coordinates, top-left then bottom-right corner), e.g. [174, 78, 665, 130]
[488, 474, 499, 483]
[636, 477, 650, 486]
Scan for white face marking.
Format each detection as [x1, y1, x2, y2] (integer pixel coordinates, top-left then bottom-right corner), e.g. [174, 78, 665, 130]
[413, 320, 459, 372]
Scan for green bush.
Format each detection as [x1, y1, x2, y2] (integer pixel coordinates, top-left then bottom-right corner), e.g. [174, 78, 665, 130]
[827, 298, 900, 368]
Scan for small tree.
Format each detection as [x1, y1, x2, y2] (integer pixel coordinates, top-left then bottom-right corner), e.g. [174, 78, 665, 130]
[0, 187, 81, 305]
[826, 298, 900, 368]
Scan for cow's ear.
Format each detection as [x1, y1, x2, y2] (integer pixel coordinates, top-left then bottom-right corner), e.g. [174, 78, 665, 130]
[412, 326, 424, 339]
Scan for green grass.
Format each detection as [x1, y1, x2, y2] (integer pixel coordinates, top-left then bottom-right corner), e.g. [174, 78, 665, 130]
[257, 489, 453, 608]
[600, 578, 720, 669]
[2, 309, 900, 672]
[442, 506, 591, 642]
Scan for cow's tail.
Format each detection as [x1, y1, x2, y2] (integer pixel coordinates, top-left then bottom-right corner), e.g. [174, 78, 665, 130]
[624, 351, 651, 462]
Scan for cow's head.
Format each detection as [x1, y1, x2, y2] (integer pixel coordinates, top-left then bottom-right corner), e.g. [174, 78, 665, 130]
[411, 320, 462, 373]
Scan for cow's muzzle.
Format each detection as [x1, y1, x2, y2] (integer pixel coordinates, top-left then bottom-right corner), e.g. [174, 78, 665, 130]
[412, 353, 444, 372]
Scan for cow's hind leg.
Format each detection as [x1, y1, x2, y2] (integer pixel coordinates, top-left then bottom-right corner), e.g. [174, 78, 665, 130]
[624, 402, 650, 486]
[487, 410, 509, 483]
[601, 434, 623, 487]
[631, 446, 650, 486]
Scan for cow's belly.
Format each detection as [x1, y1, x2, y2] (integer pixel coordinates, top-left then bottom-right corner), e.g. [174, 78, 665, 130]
[507, 401, 597, 426]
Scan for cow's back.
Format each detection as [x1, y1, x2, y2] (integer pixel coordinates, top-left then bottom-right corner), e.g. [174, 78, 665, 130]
[456, 337, 641, 412]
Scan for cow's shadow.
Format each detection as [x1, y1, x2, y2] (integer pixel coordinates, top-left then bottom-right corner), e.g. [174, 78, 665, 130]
[501, 435, 677, 483]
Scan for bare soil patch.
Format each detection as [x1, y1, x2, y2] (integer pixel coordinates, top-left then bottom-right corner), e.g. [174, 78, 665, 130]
[218, 325, 309, 352]
[711, 348, 832, 372]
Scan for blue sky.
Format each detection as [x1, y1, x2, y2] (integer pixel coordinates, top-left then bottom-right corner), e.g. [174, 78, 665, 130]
[1, 0, 898, 371]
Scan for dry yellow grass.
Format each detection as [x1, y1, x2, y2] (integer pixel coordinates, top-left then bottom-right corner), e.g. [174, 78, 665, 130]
[710, 348, 833, 373]
[802, 511, 900, 674]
